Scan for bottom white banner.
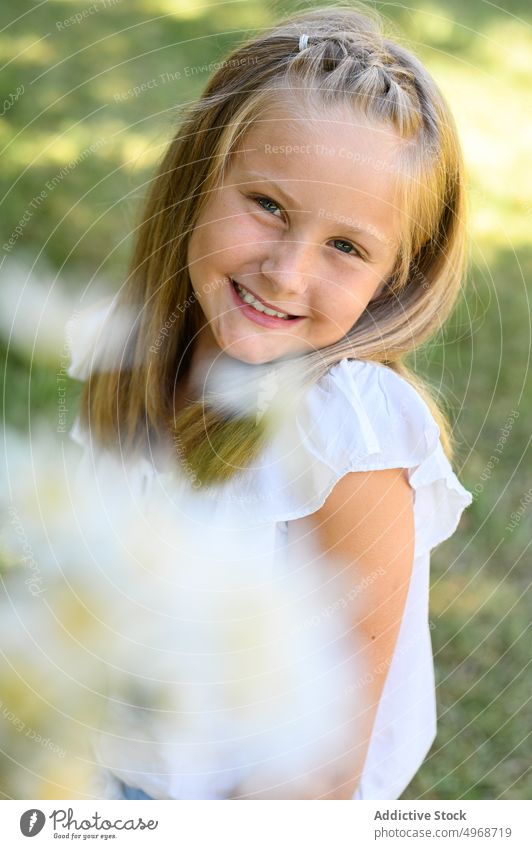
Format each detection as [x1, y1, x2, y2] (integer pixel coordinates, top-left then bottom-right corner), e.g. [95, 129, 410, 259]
[1, 799, 529, 848]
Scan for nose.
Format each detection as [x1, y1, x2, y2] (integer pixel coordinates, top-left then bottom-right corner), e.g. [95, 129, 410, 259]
[260, 238, 314, 296]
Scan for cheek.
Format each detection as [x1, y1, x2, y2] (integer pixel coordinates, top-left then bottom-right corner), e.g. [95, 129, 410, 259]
[219, 215, 270, 265]
[328, 274, 379, 321]
[191, 218, 259, 271]
[314, 284, 363, 328]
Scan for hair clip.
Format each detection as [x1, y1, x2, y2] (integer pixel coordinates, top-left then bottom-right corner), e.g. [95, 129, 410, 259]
[298, 33, 309, 51]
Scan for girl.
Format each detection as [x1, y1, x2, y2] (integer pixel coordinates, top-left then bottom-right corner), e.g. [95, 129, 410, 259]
[68, 5, 473, 800]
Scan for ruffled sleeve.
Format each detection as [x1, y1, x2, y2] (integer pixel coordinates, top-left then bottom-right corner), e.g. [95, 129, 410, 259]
[193, 359, 473, 559]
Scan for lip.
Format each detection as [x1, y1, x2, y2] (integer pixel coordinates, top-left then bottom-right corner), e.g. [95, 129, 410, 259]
[229, 278, 305, 330]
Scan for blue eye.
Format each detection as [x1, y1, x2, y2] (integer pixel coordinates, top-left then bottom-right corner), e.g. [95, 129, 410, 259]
[254, 196, 282, 216]
[331, 238, 362, 257]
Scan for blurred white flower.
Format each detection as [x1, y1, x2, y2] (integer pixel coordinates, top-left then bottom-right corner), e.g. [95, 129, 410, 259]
[0, 258, 136, 373]
[1, 427, 366, 799]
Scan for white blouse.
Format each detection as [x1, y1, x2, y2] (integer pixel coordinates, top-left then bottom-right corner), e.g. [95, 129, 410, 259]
[67, 300, 473, 800]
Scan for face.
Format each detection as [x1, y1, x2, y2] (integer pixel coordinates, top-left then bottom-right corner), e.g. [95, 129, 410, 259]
[186, 101, 404, 365]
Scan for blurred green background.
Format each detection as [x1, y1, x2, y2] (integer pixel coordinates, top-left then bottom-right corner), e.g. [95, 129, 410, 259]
[1, 0, 531, 799]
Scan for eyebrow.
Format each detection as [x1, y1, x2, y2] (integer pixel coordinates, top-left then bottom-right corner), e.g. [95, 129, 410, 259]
[236, 169, 392, 250]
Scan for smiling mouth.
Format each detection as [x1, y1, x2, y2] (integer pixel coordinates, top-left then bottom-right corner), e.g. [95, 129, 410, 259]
[231, 279, 301, 320]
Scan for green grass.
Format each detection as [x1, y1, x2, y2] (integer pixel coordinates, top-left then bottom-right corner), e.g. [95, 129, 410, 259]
[1, 0, 531, 800]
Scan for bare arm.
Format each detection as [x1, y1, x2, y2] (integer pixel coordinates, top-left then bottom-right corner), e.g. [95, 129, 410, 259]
[233, 467, 415, 800]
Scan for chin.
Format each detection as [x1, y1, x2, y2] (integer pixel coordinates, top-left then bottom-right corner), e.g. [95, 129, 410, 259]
[225, 347, 275, 366]
[220, 336, 286, 366]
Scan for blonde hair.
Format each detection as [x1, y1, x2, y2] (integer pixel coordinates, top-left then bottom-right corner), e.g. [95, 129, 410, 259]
[79, 4, 469, 485]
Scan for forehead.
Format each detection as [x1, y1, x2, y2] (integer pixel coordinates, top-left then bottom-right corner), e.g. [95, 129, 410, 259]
[235, 115, 402, 199]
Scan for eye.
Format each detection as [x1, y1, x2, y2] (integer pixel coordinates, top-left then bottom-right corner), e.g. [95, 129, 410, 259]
[252, 195, 283, 217]
[330, 238, 363, 259]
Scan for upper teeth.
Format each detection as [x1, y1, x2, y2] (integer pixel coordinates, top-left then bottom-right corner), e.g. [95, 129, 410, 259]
[234, 281, 291, 319]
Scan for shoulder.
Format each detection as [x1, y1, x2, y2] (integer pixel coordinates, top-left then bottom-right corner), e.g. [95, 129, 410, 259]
[289, 360, 419, 553]
[297, 358, 439, 472]
[299, 358, 473, 557]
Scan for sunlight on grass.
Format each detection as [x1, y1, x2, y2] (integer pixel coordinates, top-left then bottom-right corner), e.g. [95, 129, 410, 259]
[408, 3, 457, 45]
[473, 20, 532, 77]
[138, 0, 270, 29]
[138, 0, 227, 20]
[111, 132, 166, 169]
[0, 33, 56, 64]
[3, 127, 166, 173]
[2, 123, 126, 168]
